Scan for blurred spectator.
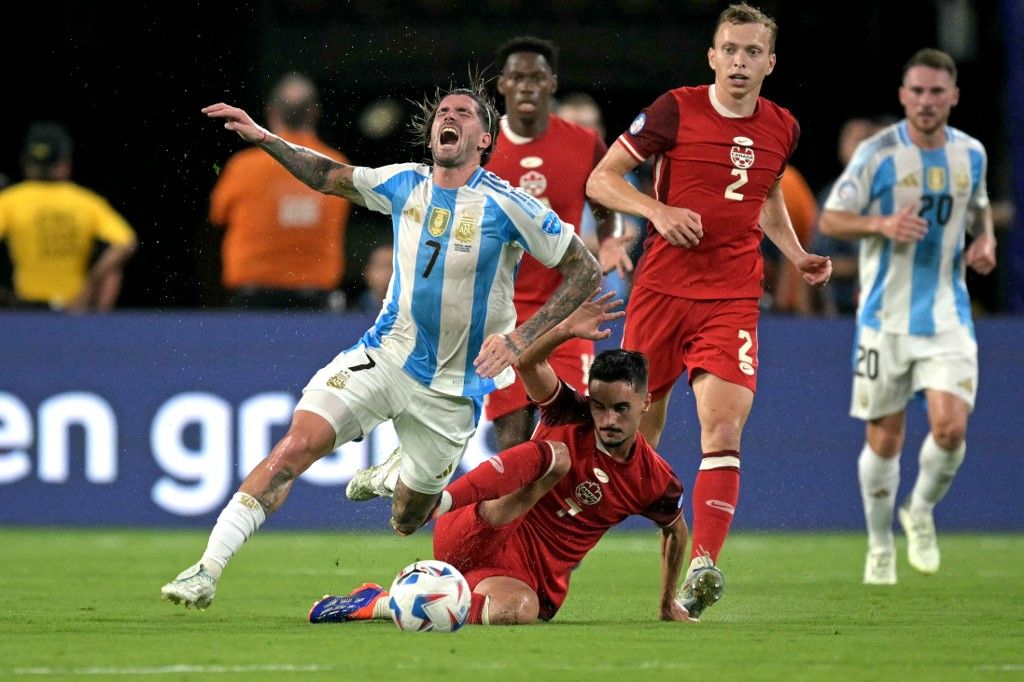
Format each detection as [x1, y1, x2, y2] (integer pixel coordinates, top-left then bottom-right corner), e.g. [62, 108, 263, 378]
[810, 117, 891, 315]
[555, 91, 641, 302]
[767, 164, 818, 314]
[0, 122, 137, 312]
[350, 242, 393, 313]
[209, 72, 352, 311]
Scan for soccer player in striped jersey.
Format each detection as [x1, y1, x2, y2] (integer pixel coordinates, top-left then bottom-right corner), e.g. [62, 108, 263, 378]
[821, 49, 997, 585]
[586, 3, 831, 619]
[161, 81, 600, 610]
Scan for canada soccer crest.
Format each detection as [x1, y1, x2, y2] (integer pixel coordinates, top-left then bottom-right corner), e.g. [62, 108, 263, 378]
[519, 170, 548, 197]
[730, 145, 755, 169]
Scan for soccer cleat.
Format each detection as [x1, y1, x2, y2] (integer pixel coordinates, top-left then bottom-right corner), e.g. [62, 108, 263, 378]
[898, 504, 940, 575]
[677, 557, 725, 622]
[308, 583, 387, 623]
[863, 547, 897, 585]
[346, 447, 402, 501]
[161, 562, 217, 609]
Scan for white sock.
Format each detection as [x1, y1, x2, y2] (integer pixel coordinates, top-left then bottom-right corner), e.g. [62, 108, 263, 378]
[433, 490, 453, 518]
[858, 443, 899, 550]
[373, 595, 392, 620]
[909, 434, 965, 515]
[200, 492, 267, 579]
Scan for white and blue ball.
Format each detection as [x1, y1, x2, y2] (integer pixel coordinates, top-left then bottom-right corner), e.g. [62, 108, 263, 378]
[389, 560, 471, 633]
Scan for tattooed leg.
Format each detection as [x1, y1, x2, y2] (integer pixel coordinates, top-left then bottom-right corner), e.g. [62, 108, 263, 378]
[238, 410, 337, 514]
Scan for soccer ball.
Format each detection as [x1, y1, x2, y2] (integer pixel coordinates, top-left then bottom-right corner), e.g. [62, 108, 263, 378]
[388, 560, 471, 633]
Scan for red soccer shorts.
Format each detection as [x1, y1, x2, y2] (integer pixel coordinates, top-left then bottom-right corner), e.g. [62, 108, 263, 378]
[433, 504, 536, 592]
[484, 337, 593, 421]
[622, 286, 760, 401]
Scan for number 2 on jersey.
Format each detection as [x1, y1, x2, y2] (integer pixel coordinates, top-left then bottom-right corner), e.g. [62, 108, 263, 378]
[725, 169, 748, 201]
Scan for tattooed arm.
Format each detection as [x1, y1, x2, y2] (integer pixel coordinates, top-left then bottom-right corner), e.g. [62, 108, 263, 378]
[474, 235, 601, 378]
[202, 102, 366, 206]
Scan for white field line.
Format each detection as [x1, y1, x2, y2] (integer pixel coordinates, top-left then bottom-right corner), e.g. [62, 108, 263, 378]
[10, 664, 332, 676]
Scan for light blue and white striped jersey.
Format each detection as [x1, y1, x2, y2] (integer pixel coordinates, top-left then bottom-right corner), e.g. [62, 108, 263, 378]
[824, 121, 988, 336]
[351, 163, 574, 397]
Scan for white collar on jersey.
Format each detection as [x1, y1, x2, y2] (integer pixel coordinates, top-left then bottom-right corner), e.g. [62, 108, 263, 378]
[499, 115, 538, 145]
[708, 84, 745, 119]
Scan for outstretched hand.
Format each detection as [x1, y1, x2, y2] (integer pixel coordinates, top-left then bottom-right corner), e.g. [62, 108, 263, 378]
[201, 103, 270, 145]
[561, 290, 625, 341]
[661, 599, 698, 623]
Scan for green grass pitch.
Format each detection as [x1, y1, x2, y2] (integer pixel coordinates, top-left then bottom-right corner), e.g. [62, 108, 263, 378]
[1, 528, 1022, 680]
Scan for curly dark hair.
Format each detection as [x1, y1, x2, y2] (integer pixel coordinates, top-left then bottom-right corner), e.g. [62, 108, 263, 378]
[410, 75, 499, 165]
[495, 36, 559, 73]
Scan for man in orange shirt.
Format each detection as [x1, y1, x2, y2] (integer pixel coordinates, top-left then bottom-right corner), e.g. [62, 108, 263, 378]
[209, 72, 352, 310]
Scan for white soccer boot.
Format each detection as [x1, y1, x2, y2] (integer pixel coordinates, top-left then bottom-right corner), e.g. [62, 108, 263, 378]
[346, 447, 402, 501]
[863, 546, 896, 585]
[161, 562, 217, 608]
[898, 505, 940, 575]
[676, 554, 725, 621]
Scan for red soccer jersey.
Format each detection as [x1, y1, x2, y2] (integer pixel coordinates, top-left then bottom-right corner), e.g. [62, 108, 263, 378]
[618, 84, 799, 299]
[486, 115, 607, 318]
[518, 381, 683, 616]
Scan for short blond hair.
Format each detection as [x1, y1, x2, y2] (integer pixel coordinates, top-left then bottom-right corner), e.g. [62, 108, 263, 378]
[714, 3, 778, 52]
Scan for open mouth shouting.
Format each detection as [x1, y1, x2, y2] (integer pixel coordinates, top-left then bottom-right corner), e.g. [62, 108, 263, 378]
[438, 125, 460, 148]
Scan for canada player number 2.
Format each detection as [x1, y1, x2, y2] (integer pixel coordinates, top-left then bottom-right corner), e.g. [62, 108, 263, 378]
[725, 169, 748, 201]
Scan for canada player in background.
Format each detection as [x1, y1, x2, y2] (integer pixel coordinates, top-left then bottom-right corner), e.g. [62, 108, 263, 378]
[485, 36, 633, 451]
[587, 3, 832, 619]
[309, 292, 695, 626]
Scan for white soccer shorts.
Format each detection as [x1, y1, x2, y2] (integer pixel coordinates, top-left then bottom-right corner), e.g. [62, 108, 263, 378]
[850, 324, 978, 420]
[297, 345, 478, 494]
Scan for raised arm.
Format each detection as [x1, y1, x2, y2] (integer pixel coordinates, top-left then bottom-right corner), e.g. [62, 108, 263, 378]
[474, 235, 601, 378]
[202, 103, 366, 206]
[516, 291, 625, 403]
[761, 180, 832, 287]
[659, 515, 692, 622]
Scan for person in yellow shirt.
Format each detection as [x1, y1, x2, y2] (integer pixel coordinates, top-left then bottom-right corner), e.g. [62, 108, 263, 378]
[209, 72, 352, 310]
[0, 122, 137, 312]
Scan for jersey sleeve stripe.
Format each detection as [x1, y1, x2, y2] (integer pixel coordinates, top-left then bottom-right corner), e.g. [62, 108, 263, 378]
[615, 135, 646, 163]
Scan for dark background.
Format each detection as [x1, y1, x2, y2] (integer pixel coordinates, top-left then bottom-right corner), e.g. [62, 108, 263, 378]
[1, 0, 1014, 309]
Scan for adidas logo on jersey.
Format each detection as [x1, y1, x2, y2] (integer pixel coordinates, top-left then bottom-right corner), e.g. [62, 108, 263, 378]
[897, 173, 919, 188]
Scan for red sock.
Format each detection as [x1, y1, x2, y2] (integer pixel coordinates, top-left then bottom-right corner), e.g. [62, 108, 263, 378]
[445, 441, 552, 511]
[690, 450, 740, 563]
[469, 591, 488, 625]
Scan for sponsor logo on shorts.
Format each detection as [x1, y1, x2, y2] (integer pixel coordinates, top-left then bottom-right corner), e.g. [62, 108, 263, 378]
[436, 461, 456, 480]
[575, 480, 602, 506]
